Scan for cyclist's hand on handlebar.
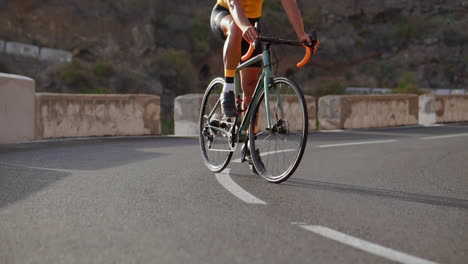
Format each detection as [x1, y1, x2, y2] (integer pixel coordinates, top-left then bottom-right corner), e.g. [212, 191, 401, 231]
[298, 32, 312, 46]
[299, 31, 320, 53]
[242, 25, 258, 43]
[297, 31, 319, 68]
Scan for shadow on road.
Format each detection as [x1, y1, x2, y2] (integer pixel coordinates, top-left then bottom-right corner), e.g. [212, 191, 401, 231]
[0, 164, 71, 209]
[0, 137, 198, 171]
[0, 137, 199, 209]
[286, 178, 468, 210]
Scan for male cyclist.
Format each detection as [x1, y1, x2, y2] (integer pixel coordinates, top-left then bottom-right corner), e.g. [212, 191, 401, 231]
[210, 0, 312, 117]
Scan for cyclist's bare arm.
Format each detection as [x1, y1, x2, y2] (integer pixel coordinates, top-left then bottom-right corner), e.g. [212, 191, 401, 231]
[227, 0, 258, 43]
[280, 0, 312, 45]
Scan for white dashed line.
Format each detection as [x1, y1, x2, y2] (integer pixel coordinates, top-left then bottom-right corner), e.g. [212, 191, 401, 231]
[420, 133, 468, 140]
[316, 139, 397, 148]
[297, 224, 439, 264]
[215, 169, 266, 205]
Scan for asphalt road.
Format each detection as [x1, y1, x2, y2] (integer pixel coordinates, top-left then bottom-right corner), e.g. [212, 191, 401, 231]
[1, 124, 467, 264]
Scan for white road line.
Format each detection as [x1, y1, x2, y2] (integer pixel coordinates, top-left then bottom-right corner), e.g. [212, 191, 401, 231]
[215, 169, 266, 205]
[231, 157, 243, 163]
[316, 139, 397, 148]
[0, 162, 81, 173]
[420, 133, 468, 140]
[320, 129, 345, 133]
[231, 148, 297, 163]
[420, 124, 444, 127]
[298, 225, 439, 264]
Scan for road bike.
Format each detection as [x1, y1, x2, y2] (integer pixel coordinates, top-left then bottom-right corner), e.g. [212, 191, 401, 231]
[199, 31, 319, 183]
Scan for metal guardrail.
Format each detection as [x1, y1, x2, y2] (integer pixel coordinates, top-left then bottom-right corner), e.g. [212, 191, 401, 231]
[346, 87, 467, 95]
[346, 87, 392, 94]
[0, 40, 72, 63]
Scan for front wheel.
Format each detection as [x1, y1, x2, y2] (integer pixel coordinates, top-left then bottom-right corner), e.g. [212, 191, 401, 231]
[199, 77, 233, 172]
[249, 77, 308, 183]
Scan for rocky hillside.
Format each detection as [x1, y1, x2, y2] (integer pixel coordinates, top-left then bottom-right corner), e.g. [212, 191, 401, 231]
[0, 0, 467, 132]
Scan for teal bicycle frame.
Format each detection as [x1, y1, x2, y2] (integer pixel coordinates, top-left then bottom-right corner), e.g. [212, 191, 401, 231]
[233, 45, 277, 143]
[204, 45, 277, 146]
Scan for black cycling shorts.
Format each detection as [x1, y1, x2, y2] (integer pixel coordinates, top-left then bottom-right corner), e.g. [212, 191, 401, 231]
[210, 4, 262, 67]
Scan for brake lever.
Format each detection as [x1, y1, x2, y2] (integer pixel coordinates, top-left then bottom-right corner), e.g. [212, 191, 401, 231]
[304, 30, 317, 48]
[297, 30, 319, 68]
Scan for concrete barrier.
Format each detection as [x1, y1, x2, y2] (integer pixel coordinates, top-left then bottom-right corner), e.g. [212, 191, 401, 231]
[0, 73, 36, 143]
[174, 94, 204, 136]
[419, 95, 468, 125]
[435, 95, 468, 123]
[419, 94, 436, 125]
[174, 94, 316, 136]
[318, 94, 419, 130]
[3, 71, 467, 143]
[35, 93, 161, 139]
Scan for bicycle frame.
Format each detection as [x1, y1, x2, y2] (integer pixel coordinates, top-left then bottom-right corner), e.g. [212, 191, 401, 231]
[204, 45, 276, 144]
[233, 44, 276, 142]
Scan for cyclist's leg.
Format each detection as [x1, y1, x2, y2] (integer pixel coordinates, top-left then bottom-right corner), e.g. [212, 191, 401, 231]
[239, 18, 261, 111]
[219, 16, 243, 117]
[240, 67, 261, 109]
[210, 4, 241, 117]
[220, 17, 242, 76]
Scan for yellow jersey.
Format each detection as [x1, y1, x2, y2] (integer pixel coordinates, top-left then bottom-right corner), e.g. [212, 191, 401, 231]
[217, 0, 264, 18]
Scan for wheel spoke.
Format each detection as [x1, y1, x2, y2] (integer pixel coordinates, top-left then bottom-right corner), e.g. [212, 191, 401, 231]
[249, 78, 308, 183]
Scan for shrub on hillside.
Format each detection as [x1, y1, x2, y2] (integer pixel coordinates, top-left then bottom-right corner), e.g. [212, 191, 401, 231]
[393, 73, 424, 94]
[151, 48, 195, 95]
[94, 61, 115, 80]
[311, 81, 346, 98]
[59, 60, 94, 91]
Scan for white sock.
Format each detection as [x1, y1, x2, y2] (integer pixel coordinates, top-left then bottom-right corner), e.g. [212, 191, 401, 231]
[223, 82, 234, 93]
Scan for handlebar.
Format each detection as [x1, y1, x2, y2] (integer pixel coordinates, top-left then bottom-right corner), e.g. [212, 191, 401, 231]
[241, 42, 256, 62]
[241, 31, 320, 68]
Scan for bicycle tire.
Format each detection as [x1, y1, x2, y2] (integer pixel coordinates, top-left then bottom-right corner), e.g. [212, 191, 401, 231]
[249, 77, 308, 183]
[199, 77, 233, 172]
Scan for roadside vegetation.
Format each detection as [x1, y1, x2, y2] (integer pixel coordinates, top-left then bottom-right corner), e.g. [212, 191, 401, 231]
[0, 0, 466, 133]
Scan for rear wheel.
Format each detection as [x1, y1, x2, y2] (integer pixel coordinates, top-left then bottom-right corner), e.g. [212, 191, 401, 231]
[249, 77, 308, 183]
[199, 77, 233, 172]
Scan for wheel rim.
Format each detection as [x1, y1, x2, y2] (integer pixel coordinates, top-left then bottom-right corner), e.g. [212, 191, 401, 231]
[250, 78, 308, 182]
[199, 78, 233, 171]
